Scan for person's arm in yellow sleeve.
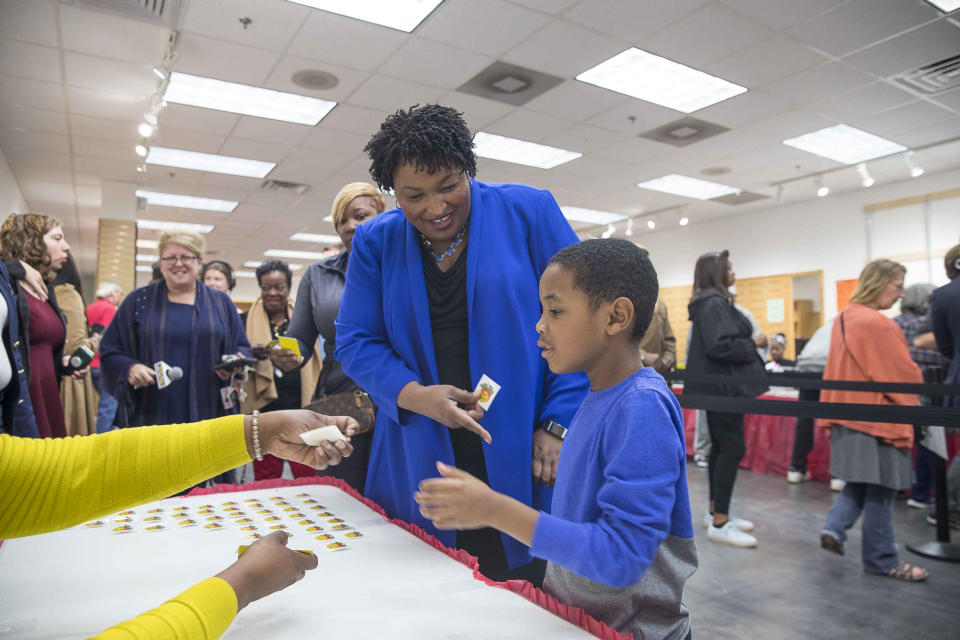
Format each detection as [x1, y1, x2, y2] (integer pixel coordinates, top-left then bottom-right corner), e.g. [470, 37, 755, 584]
[0, 410, 361, 640]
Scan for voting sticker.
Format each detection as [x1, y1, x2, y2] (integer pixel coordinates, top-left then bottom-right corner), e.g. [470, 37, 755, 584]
[474, 374, 501, 411]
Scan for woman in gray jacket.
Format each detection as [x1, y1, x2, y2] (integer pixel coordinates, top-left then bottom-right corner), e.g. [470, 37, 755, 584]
[272, 182, 386, 491]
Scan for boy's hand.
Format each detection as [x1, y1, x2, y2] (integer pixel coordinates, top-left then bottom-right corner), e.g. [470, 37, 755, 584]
[532, 428, 562, 487]
[414, 462, 497, 530]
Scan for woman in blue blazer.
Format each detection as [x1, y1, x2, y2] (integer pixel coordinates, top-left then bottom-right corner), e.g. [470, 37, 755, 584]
[335, 105, 588, 584]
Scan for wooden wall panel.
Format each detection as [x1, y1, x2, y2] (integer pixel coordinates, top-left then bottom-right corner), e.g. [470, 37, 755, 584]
[96, 219, 136, 295]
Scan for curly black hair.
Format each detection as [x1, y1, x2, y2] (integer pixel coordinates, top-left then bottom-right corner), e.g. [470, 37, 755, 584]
[547, 239, 659, 342]
[363, 104, 477, 191]
[255, 259, 292, 288]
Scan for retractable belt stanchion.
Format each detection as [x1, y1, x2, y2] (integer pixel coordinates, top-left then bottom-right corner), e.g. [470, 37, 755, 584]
[907, 366, 960, 563]
[664, 369, 960, 563]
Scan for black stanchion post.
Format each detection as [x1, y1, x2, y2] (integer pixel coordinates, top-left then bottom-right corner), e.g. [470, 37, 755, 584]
[907, 366, 960, 563]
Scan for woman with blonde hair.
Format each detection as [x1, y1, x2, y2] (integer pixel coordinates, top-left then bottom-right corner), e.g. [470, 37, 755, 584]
[100, 231, 251, 435]
[272, 181, 385, 491]
[0, 213, 71, 438]
[818, 259, 928, 581]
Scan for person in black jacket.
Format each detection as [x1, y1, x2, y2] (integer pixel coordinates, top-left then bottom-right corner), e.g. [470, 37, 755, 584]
[686, 250, 767, 548]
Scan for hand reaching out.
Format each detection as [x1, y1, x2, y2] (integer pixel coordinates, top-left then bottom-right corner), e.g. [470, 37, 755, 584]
[215, 531, 318, 611]
[398, 383, 492, 444]
[253, 409, 361, 470]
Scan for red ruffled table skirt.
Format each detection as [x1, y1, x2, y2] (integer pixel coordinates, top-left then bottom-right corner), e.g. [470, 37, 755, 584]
[682, 395, 959, 482]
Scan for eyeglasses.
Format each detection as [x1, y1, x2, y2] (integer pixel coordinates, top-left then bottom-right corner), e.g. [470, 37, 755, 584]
[160, 255, 200, 266]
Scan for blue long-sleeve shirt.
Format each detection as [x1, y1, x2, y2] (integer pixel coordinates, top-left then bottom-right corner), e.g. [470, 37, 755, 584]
[532, 368, 697, 640]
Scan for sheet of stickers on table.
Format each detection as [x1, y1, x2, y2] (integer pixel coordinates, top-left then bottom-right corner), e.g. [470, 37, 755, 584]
[78, 492, 362, 552]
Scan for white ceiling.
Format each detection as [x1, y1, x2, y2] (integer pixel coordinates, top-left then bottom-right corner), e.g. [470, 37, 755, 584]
[1, 0, 959, 297]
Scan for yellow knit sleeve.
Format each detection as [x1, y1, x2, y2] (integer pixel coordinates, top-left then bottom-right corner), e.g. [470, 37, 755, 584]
[89, 577, 237, 640]
[0, 415, 250, 539]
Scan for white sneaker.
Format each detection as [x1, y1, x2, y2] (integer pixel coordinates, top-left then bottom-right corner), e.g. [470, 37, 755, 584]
[787, 470, 811, 484]
[703, 512, 755, 532]
[693, 454, 708, 468]
[707, 522, 757, 547]
[830, 478, 846, 492]
[906, 498, 932, 509]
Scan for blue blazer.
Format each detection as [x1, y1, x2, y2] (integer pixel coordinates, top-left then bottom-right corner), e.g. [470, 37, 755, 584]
[0, 260, 39, 437]
[930, 277, 960, 408]
[335, 180, 589, 567]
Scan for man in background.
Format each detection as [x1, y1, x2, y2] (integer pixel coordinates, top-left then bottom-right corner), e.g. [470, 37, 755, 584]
[87, 281, 123, 433]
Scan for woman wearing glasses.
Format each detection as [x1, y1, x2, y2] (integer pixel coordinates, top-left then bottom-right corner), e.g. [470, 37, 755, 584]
[101, 231, 252, 432]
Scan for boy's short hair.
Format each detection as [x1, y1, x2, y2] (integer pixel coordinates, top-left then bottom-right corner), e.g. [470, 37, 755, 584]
[548, 238, 658, 342]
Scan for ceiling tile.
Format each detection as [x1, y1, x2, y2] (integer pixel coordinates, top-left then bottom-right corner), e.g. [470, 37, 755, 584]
[66, 86, 152, 121]
[0, 75, 65, 111]
[232, 117, 312, 147]
[590, 137, 672, 165]
[524, 81, 628, 122]
[0, 0, 58, 47]
[137, 165, 204, 190]
[437, 92, 515, 130]
[69, 114, 139, 143]
[416, 0, 550, 57]
[298, 127, 369, 155]
[930, 86, 960, 112]
[0, 40, 61, 84]
[151, 127, 229, 154]
[0, 127, 69, 154]
[320, 104, 391, 135]
[510, 0, 580, 13]
[181, 0, 310, 52]
[72, 135, 137, 162]
[851, 100, 957, 138]
[693, 89, 798, 129]
[63, 52, 155, 96]
[264, 55, 370, 103]
[72, 155, 140, 181]
[175, 32, 281, 85]
[811, 81, 919, 121]
[484, 108, 575, 142]
[585, 99, 680, 134]
[0, 103, 67, 135]
[2, 148, 72, 172]
[288, 11, 408, 71]
[639, 3, 773, 68]
[788, 0, 939, 58]
[59, 4, 170, 65]
[844, 18, 960, 78]
[564, 0, 707, 43]
[199, 173, 263, 191]
[764, 62, 875, 105]
[157, 103, 240, 135]
[346, 75, 445, 113]
[718, 0, 847, 31]
[379, 38, 494, 89]
[706, 36, 830, 89]
[269, 147, 354, 185]
[219, 137, 291, 162]
[502, 20, 627, 78]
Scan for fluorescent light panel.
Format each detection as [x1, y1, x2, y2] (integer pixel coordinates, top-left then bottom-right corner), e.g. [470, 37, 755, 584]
[136, 239, 159, 249]
[136, 189, 238, 213]
[165, 72, 337, 126]
[264, 249, 326, 260]
[473, 132, 582, 169]
[576, 48, 747, 113]
[135, 265, 153, 273]
[782, 124, 907, 165]
[245, 260, 304, 271]
[560, 207, 627, 225]
[146, 147, 275, 178]
[290, 232, 341, 244]
[136, 219, 215, 234]
[637, 174, 740, 200]
[924, 1, 960, 11]
[235, 271, 256, 278]
[136, 254, 158, 262]
[284, 0, 443, 32]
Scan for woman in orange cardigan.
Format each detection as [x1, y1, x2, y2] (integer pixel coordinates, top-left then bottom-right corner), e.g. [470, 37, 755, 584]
[818, 259, 927, 581]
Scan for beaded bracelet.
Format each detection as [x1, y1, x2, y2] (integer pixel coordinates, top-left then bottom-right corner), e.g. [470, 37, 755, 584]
[251, 409, 263, 461]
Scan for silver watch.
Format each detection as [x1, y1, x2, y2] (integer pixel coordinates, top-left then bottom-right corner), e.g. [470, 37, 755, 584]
[540, 420, 568, 440]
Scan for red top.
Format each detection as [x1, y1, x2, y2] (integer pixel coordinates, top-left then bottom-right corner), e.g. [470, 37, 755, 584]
[27, 292, 66, 438]
[86, 297, 117, 369]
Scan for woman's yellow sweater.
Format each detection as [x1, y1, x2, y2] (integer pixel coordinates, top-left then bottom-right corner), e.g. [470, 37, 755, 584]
[0, 415, 251, 639]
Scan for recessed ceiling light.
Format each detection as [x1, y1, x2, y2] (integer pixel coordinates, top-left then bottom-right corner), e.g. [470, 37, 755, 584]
[647, 220, 656, 230]
[679, 217, 689, 226]
[137, 219, 215, 234]
[135, 144, 148, 157]
[165, 72, 337, 126]
[264, 249, 326, 260]
[136, 190, 238, 213]
[146, 147, 276, 178]
[782, 124, 907, 165]
[576, 48, 747, 113]
[284, 0, 443, 32]
[290, 232, 342, 244]
[560, 207, 627, 225]
[136, 254, 158, 262]
[138, 123, 155, 137]
[637, 174, 740, 200]
[234, 271, 256, 278]
[923, 1, 960, 12]
[136, 239, 159, 249]
[473, 132, 582, 169]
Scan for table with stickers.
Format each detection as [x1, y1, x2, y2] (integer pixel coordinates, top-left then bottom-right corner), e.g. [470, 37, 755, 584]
[0, 479, 621, 639]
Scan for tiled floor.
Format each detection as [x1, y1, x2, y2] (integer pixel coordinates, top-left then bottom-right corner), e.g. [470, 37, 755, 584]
[683, 464, 960, 639]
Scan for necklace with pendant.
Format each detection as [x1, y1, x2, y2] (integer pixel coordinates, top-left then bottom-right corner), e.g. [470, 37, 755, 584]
[420, 222, 467, 262]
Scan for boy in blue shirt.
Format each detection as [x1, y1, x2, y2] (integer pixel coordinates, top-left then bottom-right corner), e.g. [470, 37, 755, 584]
[415, 238, 697, 640]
